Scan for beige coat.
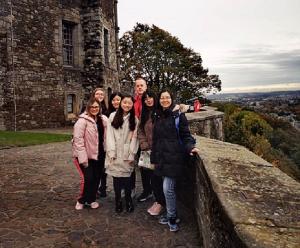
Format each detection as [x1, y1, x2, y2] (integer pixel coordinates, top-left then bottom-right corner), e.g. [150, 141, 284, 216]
[105, 112, 139, 177]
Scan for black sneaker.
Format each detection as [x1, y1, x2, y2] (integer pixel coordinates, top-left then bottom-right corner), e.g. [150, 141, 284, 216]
[137, 192, 152, 202]
[115, 201, 123, 213]
[168, 219, 179, 232]
[99, 190, 107, 198]
[126, 199, 134, 213]
[159, 214, 181, 225]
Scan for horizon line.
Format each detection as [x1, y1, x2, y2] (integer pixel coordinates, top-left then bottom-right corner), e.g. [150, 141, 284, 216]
[219, 82, 300, 94]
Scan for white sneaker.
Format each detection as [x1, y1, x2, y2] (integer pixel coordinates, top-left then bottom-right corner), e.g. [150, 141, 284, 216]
[90, 202, 99, 209]
[147, 202, 163, 216]
[75, 201, 84, 210]
[147, 202, 157, 214]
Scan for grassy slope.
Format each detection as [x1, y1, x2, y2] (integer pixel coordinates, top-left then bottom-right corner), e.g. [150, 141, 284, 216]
[0, 131, 71, 148]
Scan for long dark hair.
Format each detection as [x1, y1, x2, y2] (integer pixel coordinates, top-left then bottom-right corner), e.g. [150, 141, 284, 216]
[156, 89, 175, 116]
[108, 92, 123, 116]
[92, 88, 108, 115]
[111, 94, 136, 131]
[140, 90, 157, 132]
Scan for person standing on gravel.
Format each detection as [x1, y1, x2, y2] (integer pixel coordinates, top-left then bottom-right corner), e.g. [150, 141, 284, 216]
[72, 98, 108, 210]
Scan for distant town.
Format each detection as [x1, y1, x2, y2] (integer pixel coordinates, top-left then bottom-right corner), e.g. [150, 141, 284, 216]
[208, 90, 300, 130]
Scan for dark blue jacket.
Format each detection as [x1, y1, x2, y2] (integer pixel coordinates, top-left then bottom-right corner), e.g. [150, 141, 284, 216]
[150, 108, 196, 178]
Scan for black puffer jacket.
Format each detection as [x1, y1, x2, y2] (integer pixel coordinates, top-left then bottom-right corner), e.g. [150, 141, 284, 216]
[150, 108, 196, 178]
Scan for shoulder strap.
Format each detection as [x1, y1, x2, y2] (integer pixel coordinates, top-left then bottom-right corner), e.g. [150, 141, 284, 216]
[174, 112, 182, 145]
[175, 114, 180, 133]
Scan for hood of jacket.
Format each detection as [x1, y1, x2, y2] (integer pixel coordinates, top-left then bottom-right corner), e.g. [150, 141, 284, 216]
[78, 112, 97, 124]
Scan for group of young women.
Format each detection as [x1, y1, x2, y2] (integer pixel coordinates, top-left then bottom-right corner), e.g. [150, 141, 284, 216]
[72, 86, 198, 232]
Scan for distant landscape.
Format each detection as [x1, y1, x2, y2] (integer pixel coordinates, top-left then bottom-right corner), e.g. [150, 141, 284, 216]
[209, 90, 300, 129]
[209, 90, 300, 181]
[208, 90, 300, 101]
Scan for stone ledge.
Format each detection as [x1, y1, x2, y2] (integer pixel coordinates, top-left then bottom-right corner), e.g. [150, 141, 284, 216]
[186, 106, 224, 121]
[194, 136, 300, 248]
[186, 107, 224, 140]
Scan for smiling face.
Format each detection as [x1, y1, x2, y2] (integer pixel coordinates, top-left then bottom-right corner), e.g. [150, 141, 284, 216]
[135, 78, 147, 96]
[121, 97, 134, 114]
[111, 95, 121, 110]
[144, 95, 154, 107]
[94, 89, 105, 102]
[88, 101, 100, 117]
[159, 91, 172, 109]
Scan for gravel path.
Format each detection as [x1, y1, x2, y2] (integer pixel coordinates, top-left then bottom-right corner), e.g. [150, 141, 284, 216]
[0, 142, 201, 248]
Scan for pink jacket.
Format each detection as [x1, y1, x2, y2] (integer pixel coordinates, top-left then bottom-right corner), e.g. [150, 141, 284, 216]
[72, 113, 108, 165]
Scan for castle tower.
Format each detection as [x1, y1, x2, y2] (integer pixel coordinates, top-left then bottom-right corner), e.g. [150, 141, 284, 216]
[0, 0, 119, 130]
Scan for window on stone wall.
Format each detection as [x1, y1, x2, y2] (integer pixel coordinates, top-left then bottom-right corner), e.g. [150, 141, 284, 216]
[104, 28, 109, 65]
[67, 94, 75, 113]
[63, 21, 75, 65]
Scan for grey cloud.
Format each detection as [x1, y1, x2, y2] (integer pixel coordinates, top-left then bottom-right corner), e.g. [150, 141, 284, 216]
[223, 47, 300, 71]
[214, 47, 300, 88]
[216, 46, 300, 87]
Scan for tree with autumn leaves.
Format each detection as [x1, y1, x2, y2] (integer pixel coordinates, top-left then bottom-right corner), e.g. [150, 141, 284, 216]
[119, 23, 221, 101]
[213, 102, 300, 181]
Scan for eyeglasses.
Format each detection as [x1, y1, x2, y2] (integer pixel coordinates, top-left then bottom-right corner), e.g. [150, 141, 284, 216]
[90, 106, 99, 109]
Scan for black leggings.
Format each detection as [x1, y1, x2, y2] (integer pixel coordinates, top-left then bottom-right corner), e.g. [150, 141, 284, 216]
[151, 173, 165, 206]
[113, 177, 132, 202]
[77, 159, 102, 204]
[97, 154, 106, 192]
[140, 167, 153, 195]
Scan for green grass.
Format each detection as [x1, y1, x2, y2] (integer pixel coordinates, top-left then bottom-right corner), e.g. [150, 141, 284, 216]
[0, 131, 72, 148]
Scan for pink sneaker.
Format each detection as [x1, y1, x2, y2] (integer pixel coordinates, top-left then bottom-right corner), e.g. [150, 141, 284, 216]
[148, 202, 163, 216]
[147, 202, 158, 215]
[75, 201, 84, 210]
[90, 202, 99, 209]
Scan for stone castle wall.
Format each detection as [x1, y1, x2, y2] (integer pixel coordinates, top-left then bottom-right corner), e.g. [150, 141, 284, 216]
[178, 111, 300, 247]
[0, 0, 119, 130]
[193, 137, 300, 247]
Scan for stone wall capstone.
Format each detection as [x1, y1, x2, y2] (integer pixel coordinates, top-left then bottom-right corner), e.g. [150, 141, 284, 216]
[180, 135, 300, 248]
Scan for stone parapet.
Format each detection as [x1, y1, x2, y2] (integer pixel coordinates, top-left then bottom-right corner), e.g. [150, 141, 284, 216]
[190, 136, 300, 248]
[186, 106, 224, 140]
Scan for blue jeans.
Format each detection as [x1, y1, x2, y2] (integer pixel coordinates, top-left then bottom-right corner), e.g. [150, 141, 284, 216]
[163, 177, 176, 219]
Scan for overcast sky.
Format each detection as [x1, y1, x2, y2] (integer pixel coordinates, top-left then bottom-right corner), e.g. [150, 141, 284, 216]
[118, 0, 300, 93]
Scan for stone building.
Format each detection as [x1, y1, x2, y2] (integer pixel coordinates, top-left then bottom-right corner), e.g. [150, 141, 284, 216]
[0, 0, 119, 130]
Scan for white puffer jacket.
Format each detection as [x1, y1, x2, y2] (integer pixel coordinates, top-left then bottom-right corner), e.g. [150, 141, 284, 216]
[105, 112, 139, 177]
